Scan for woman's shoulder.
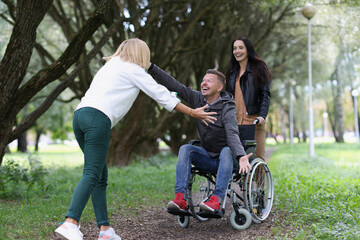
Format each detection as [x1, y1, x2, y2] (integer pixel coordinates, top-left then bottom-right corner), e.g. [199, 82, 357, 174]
[110, 57, 146, 74]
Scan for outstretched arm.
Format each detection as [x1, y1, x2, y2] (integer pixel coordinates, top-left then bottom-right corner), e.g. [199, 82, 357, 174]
[174, 103, 216, 126]
[148, 64, 194, 103]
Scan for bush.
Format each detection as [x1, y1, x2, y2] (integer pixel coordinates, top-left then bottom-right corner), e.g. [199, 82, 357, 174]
[0, 154, 49, 199]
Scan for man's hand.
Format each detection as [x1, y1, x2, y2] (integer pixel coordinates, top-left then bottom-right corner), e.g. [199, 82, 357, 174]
[256, 116, 265, 125]
[239, 152, 253, 174]
[191, 104, 217, 126]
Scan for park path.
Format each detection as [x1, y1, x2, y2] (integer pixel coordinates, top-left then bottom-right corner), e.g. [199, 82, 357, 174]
[52, 147, 277, 240]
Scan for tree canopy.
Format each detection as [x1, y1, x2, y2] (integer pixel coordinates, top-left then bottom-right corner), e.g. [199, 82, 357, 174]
[0, 0, 359, 166]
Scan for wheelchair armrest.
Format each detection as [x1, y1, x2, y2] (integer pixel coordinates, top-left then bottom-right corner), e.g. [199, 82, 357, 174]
[242, 140, 257, 161]
[242, 140, 257, 147]
[188, 140, 201, 146]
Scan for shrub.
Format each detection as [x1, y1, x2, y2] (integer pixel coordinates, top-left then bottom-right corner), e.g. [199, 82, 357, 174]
[0, 154, 49, 199]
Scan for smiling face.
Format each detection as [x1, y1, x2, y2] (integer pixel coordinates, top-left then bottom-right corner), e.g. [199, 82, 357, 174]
[233, 40, 248, 63]
[201, 73, 223, 101]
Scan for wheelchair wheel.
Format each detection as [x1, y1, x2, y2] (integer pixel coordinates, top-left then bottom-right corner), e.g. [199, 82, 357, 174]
[229, 208, 252, 230]
[187, 172, 213, 221]
[177, 215, 190, 228]
[244, 158, 274, 223]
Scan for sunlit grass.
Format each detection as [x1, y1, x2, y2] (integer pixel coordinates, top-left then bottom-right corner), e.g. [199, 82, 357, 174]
[1, 147, 176, 239]
[269, 142, 360, 239]
[5, 144, 83, 168]
[1, 142, 359, 239]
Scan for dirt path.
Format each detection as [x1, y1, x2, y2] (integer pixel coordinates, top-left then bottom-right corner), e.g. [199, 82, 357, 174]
[79, 206, 279, 240]
[53, 148, 277, 240]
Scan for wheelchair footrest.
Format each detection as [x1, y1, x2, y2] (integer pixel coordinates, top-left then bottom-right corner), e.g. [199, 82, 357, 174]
[196, 209, 224, 218]
[167, 209, 192, 216]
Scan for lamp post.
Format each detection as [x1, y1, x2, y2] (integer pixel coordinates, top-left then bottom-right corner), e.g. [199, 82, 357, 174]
[289, 79, 296, 146]
[352, 89, 359, 143]
[302, 3, 316, 157]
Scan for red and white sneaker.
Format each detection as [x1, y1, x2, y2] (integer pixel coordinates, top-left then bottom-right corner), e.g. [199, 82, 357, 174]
[98, 227, 121, 240]
[199, 196, 220, 212]
[167, 192, 187, 211]
[54, 222, 83, 240]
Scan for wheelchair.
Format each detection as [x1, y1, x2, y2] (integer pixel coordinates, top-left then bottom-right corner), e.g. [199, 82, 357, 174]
[169, 123, 274, 230]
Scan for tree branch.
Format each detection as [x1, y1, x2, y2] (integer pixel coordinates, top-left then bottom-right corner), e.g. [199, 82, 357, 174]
[1, 0, 16, 21]
[10, 18, 121, 141]
[12, 0, 112, 116]
[0, 0, 54, 120]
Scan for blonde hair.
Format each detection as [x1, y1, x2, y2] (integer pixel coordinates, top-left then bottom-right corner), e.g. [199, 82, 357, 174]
[103, 38, 150, 69]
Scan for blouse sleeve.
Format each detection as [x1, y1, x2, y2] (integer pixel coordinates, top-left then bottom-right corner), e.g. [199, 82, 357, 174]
[129, 68, 180, 112]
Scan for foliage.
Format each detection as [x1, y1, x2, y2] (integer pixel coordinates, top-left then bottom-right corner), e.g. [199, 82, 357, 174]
[1, 143, 359, 238]
[269, 143, 360, 239]
[0, 0, 115, 164]
[0, 154, 49, 199]
[0, 147, 176, 239]
[0, 0, 359, 166]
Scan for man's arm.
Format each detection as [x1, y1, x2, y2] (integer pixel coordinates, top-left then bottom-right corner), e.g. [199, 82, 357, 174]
[148, 64, 216, 125]
[222, 105, 252, 173]
[148, 64, 197, 104]
[222, 106, 246, 157]
[174, 103, 215, 126]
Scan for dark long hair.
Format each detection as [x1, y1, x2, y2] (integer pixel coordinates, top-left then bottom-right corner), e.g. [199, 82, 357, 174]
[225, 36, 271, 89]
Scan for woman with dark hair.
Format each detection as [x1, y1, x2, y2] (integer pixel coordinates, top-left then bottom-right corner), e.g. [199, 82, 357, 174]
[225, 36, 271, 162]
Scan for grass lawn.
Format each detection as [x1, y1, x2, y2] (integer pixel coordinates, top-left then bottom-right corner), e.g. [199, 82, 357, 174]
[0, 142, 359, 239]
[268, 142, 360, 239]
[0, 145, 177, 239]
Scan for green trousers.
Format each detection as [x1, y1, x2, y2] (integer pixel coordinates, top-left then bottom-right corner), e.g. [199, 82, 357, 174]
[66, 107, 111, 227]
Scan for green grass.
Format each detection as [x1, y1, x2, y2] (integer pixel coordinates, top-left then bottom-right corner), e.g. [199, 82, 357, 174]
[269, 143, 360, 239]
[1, 143, 359, 239]
[1, 146, 177, 239]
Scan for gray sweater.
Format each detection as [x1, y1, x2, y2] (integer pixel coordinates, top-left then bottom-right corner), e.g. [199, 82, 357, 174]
[148, 64, 246, 159]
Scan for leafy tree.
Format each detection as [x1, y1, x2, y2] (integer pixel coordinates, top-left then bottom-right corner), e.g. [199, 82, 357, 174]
[0, 0, 116, 165]
[1, 0, 359, 167]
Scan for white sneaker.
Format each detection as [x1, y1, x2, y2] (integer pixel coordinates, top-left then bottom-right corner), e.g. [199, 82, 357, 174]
[98, 227, 121, 240]
[54, 222, 83, 240]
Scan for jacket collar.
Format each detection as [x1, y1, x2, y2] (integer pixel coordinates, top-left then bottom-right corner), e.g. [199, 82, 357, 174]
[203, 91, 234, 110]
[246, 62, 252, 73]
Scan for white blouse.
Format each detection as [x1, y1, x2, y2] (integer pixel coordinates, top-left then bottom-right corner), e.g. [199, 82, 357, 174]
[76, 57, 180, 128]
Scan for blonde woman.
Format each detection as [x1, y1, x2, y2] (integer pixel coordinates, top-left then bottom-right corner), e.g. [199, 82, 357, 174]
[54, 38, 216, 240]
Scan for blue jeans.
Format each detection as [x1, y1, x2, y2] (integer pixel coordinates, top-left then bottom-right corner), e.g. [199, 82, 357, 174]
[175, 144, 234, 201]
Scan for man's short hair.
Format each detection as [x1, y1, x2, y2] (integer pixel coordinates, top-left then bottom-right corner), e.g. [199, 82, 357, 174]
[206, 69, 226, 89]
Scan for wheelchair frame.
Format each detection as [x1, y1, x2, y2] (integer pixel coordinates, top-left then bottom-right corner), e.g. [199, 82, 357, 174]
[175, 140, 274, 230]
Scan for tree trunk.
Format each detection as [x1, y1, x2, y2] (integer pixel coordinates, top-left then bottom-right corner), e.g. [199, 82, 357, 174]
[280, 105, 287, 144]
[294, 126, 301, 143]
[0, 122, 14, 164]
[301, 119, 307, 143]
[326, 102, 336, 141]
[334, 65, 344, 142]
[106, 93, 160, 167]
[161, 113, 197, 155]
[34, 128, 43, 152]
[17, 131, 27, 153]
[5, 145, 10, 154]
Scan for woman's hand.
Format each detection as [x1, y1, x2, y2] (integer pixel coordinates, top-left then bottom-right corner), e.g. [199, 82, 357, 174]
[238, 152, 253, 174]
[191, 104, 217, 126]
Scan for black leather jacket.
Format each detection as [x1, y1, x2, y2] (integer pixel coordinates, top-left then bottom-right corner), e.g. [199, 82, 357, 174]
[148, 64, 246, 159]
[226, 64, 271, 119]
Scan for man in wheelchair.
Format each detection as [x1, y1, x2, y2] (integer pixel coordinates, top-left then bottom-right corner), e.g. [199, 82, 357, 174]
[148, 64, 253, 215]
